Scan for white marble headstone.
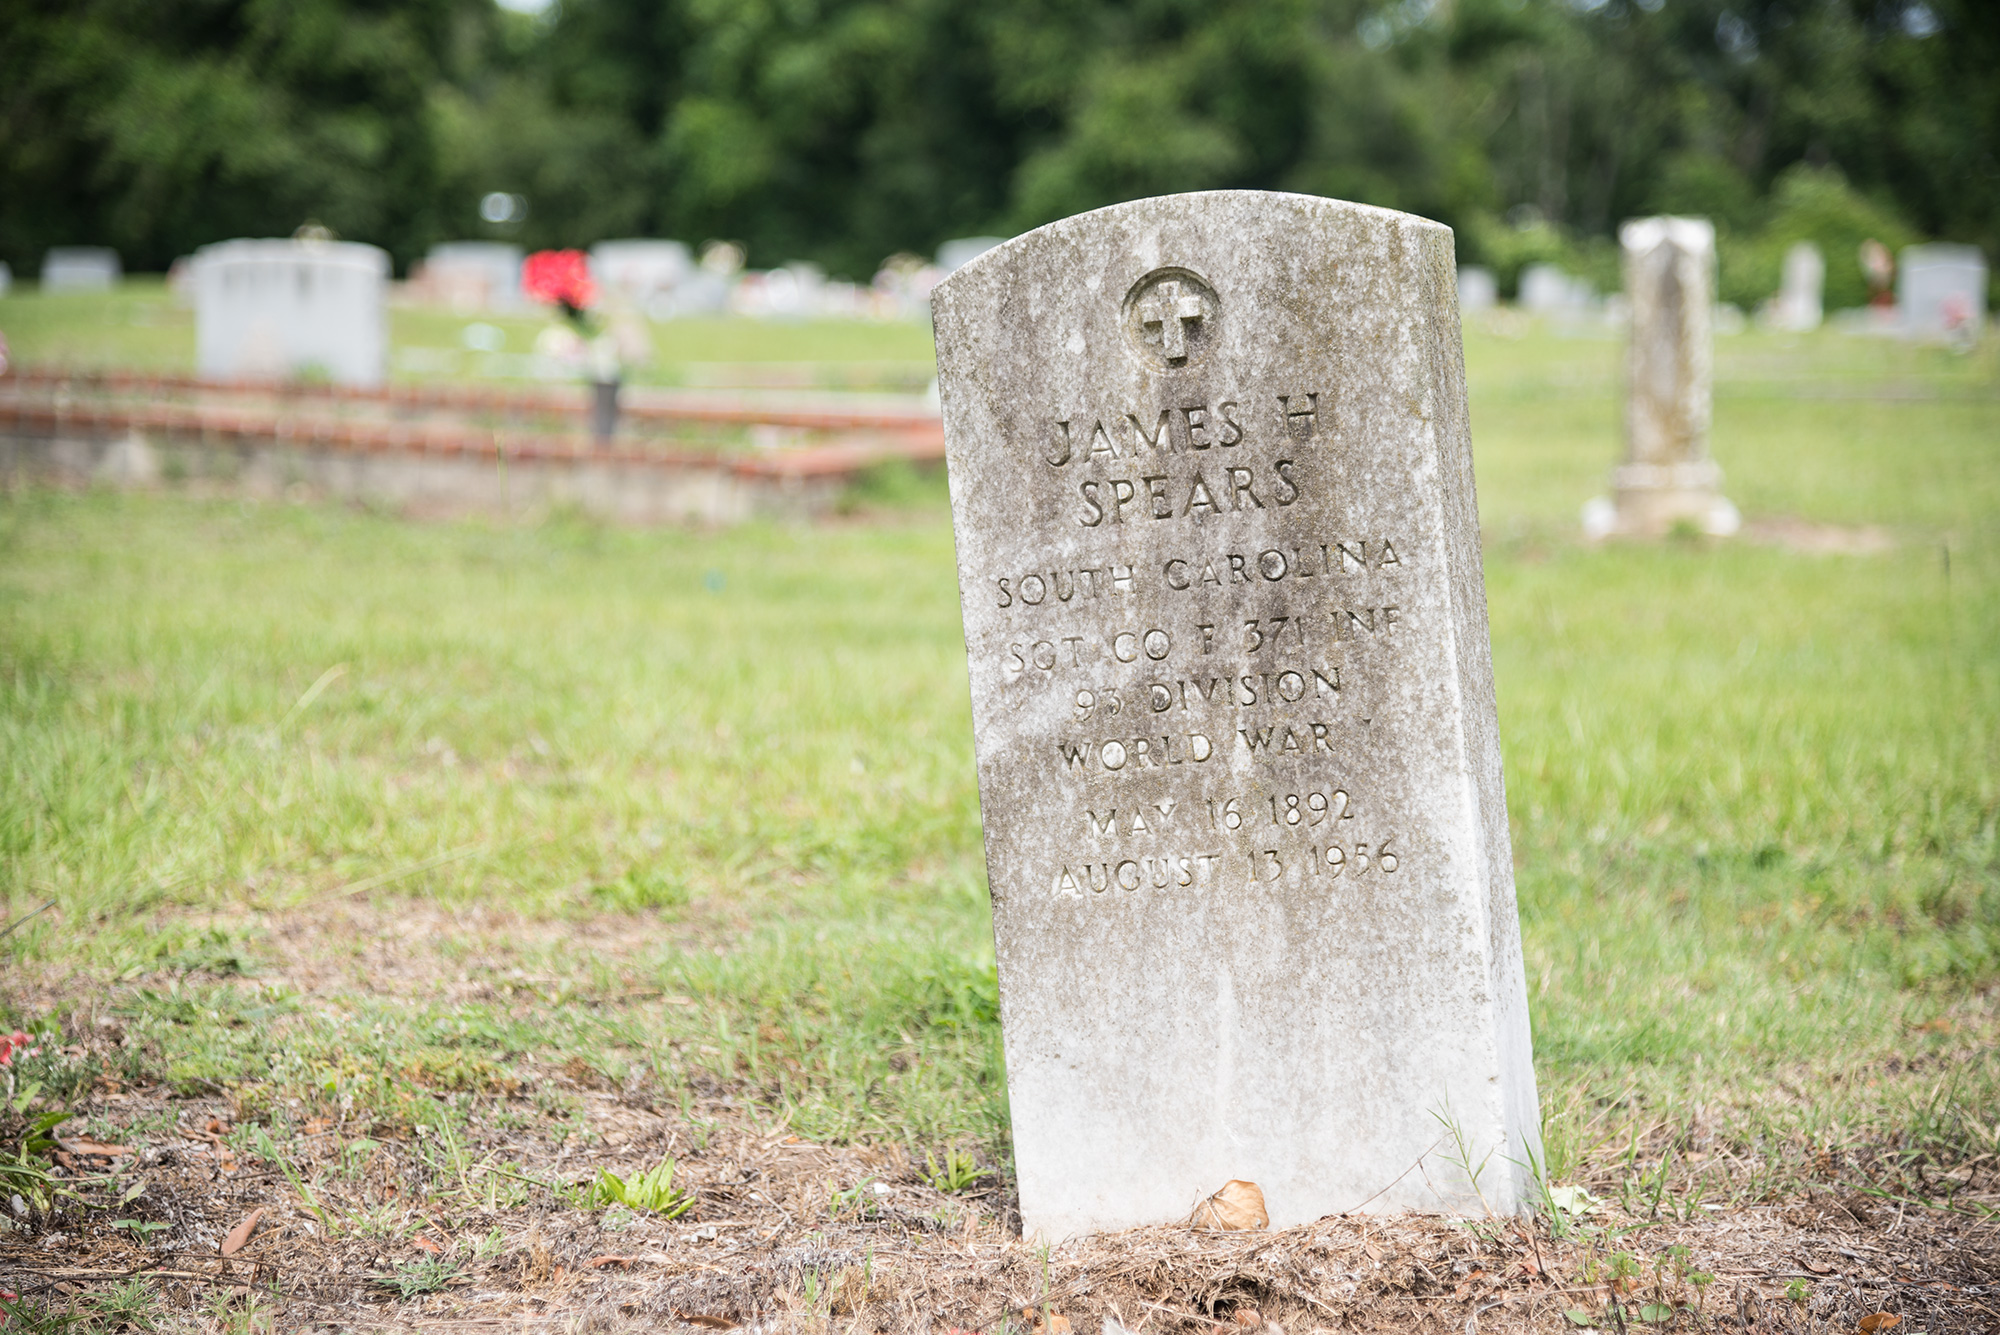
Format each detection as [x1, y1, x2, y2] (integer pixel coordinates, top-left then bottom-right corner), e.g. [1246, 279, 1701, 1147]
[192, 239, 389, 387]
[41, 247, 121, 291]
[422, 242, 524, 311]
[1517, 263, 1589, 315]
[931, 191, 1541, 1240]
[1898, 244, 1986, 341]
[1457, 266, 1497, 313]
[592, 240, 693, 314]
[1772, 242, 1824, 332]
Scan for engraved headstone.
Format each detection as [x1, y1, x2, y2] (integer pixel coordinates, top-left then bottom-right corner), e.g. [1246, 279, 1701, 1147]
[1457, 265, 1497, 314]
[591, 239, 692, 317]
[1517, 262, 1589, 315]
[1897, 243, 1986, 342]
[937, 236, 1006, 275]
[41, 247, 121, 291]
[931, 192, 1541, 1240]
[1770, 241, 1823, 332]
[192, 239, 389, 387]
[417, 241, 523, 311]
[1583, 217, 1737, 539]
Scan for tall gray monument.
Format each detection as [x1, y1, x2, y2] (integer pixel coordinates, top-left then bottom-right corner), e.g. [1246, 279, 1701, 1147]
[932, 192, 1540, 1240]
[1771, 241, 1824, 332]
[1585, 217, 1738, 539]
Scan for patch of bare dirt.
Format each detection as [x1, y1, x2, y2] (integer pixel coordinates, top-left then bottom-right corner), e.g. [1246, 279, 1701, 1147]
[4, 1069, 1997, 1331]
[1741, 517, 1896, 556]
[3, 907, 1996, 1331]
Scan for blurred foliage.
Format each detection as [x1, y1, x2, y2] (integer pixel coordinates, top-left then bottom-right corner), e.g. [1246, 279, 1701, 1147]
[2, 0, 1994, 301]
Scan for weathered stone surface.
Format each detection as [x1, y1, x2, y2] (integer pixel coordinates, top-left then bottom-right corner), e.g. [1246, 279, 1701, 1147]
[1585, 216, 1738, 539]
[931, 191, 1540, 1240]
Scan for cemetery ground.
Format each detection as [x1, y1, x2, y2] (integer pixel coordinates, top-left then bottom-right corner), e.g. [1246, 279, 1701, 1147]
[0, 282, 939, 391]
[0, 318, 1996, 1332]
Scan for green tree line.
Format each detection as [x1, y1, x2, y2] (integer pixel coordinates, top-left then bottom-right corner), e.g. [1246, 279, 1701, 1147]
[3, 0, 1993, 307]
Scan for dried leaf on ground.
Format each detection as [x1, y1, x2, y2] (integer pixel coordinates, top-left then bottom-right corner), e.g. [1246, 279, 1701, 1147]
[1190, 1179, 1268, 1231]
[56, 1138, 132, 1157]
[218, 1207, 263, 1256]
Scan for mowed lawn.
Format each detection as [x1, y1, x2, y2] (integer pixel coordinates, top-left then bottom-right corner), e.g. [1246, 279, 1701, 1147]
[1, 317, 1996, 1204]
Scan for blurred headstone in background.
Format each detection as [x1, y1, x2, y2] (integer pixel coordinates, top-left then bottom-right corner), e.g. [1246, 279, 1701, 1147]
[1898, 244, 1986, 343]
[591, 240, 693, 318]
[1517, 262, 1593, 316]
[167, 257, 195, 305]
[1584, 217, 1738, 540]
[873, 253, 940, 320]
[0, 261, 12, 297]
[732, 261, 825, 319]
[193, 238, 389, 387]
[666, 241, 740, 317]
[935, 236, 1004, 274]
[41, 247, 121, 291]
[1457, 265, 1497, 313]
[1769, 242, 1824, 332]
[411, 242, 523, 312]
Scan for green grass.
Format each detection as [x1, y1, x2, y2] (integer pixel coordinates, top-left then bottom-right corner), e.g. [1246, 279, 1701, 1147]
[0, 280, 937, 385]
[1, 317, 1996, 1196]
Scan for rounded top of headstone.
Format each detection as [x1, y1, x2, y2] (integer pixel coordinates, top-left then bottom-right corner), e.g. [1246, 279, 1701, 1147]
[1618, 216, 1715, 256]
[192, 238, 390, 274]
[1899, 243, 1986, 271]
[934, 191, 1449, 298]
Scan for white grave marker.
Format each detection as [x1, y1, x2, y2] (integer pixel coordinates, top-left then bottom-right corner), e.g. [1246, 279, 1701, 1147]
[931, 191, 1541, 1240]
[41, 247, 121, 291]
[419, 242, 523, 311]
[192, 239, 389, 387]
[1457, 266, 1497, 313]
[1898, 244, 1986, 342]
[1771, 242, 1823, 332]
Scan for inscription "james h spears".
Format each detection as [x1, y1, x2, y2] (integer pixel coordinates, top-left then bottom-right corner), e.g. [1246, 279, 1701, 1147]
[1046, 392, 1325, 529]
[1043, 393, 1323, 466]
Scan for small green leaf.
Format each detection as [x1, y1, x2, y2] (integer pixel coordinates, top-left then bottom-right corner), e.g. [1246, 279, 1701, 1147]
[1563, 1310, 1598, 1327]
[1639, 1304, 1675, 1323]
[110, 1219, 172, 1236]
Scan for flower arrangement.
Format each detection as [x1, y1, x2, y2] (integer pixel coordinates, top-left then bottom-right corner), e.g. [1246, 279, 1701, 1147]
[0, 1028, 42, 1111]
[0, 1031, 38, 1068]
[522, 249, 599, 329]
[523, 248, 632, 443]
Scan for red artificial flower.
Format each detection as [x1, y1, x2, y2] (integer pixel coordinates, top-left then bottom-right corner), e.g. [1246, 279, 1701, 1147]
[0, 1031, 35, 1067]
[522, 249, 598, 314]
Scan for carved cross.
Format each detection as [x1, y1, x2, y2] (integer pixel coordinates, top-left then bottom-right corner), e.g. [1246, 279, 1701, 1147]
[1137, 281, 1203, 361]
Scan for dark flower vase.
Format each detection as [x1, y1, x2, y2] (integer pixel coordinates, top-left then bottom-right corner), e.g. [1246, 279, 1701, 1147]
[591, 378, 621, 445]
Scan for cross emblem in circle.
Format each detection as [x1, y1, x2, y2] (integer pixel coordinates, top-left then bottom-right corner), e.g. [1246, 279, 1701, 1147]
[1137, 280, 1205, 362]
